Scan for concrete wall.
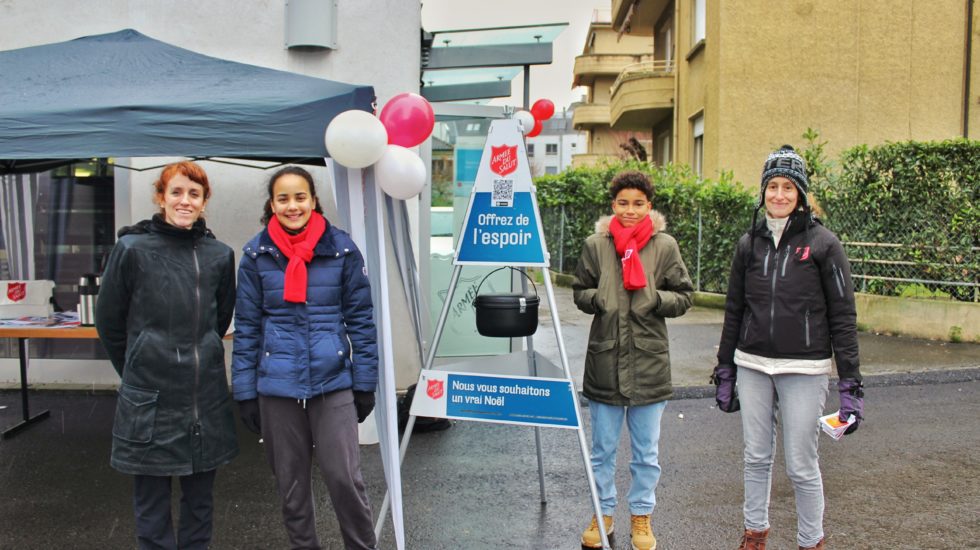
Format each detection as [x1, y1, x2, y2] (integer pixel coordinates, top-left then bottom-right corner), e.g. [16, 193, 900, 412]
[712, 0, 974, 187]
[647, 0, 977, 186]
[692, 291, 979, 343]
[0, 0, 421, 387]
[590, 23, 653, 54]
[856, 294, 980, 343]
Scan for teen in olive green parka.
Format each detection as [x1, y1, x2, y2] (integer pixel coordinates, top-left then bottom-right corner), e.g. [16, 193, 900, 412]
[572, 210, 694, 406]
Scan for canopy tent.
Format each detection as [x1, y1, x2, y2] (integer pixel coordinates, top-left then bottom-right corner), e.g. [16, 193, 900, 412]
[0, 29, 375, 170]
[0, 30, 409, 548]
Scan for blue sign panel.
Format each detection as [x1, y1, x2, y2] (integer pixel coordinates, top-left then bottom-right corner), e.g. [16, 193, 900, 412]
[455, 192, 546, 264]
[444, 373, 578, 428]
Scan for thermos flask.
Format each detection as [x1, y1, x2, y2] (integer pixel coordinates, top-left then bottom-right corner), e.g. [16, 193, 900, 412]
[78, 273, 100, 326]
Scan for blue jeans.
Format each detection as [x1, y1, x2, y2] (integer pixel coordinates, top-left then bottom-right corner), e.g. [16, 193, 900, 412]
[737, 367, 829, 548]
[588, 399, 667, 516]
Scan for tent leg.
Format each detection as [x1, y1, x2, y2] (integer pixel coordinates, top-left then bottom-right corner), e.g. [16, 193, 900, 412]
[374, 263, 462, 537]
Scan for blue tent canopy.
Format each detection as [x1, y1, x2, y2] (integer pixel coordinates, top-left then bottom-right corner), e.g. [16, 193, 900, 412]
[0, 29, 374, 170]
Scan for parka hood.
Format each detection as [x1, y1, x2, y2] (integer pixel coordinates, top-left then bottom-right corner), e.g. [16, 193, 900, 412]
[594, 210, 667, 235]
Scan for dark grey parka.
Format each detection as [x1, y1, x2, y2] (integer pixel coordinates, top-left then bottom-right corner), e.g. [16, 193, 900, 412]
[96, 215, 238, 476]
[572, 212, 694, 406]
[716, 211, 862, 380]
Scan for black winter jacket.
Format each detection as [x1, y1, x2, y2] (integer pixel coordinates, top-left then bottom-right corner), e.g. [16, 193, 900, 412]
[96, 215, 238, 476]
[717, 212, 862, 380]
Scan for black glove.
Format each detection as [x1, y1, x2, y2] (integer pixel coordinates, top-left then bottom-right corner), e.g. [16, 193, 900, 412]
[353, 391, 375, 424]
[710, 364, 740, 413]
[238, 399, 261, 434]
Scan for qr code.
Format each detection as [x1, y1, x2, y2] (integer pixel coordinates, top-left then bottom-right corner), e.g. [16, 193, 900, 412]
[492, 179, 514, 207]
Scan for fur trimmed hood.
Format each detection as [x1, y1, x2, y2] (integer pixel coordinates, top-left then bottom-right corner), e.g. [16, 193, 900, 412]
[594, 210, 667, 235]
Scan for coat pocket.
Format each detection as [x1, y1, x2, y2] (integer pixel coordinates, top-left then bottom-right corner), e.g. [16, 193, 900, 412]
[112, 384, 159, 444]
[584, 339, 618, 393]
[632, 336, 671, 390]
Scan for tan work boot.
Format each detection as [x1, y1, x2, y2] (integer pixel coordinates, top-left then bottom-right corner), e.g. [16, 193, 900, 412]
[581, 514, 613, 548]
[737, 528, 770, 550]
[799, 538, 825, 550]
[630, 514, 656, 550]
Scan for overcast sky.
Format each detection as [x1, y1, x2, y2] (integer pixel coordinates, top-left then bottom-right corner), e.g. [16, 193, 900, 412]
[421, 0, 609, 112]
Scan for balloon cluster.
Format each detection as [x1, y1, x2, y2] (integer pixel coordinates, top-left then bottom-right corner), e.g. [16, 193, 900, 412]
[324, 93, 435, 200]
[512, 99, 555, 138]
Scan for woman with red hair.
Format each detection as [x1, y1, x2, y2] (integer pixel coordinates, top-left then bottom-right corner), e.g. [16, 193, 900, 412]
[97, 161, 238, 550]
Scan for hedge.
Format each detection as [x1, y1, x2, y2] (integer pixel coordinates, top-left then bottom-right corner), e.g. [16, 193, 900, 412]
[809, 138, 979, 300]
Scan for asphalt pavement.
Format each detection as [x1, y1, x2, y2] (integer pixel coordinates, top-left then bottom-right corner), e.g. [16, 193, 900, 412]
[1, 285, 978, 549]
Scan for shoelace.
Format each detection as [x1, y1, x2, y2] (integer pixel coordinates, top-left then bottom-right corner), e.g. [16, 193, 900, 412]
[631, 516, 651, 535]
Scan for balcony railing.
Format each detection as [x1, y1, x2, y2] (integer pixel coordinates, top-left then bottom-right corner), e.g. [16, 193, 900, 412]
[610, 60, 674, 95]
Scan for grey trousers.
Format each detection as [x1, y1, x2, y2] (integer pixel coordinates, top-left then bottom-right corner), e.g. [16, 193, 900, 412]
[737, 367, 829, 548]
[260, 390, 377, 550]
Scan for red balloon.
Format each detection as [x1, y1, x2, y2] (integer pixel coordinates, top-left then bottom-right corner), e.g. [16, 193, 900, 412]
[531, 99, 555, 120]
[379, 93, 435, 148]
[527, 118, 543, 138]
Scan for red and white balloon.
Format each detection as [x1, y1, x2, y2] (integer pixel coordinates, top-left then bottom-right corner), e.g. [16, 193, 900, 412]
[324, 93, 436, 200]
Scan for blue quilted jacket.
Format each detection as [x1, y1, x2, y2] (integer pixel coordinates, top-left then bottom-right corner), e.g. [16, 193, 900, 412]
[231, 224, 378, 401]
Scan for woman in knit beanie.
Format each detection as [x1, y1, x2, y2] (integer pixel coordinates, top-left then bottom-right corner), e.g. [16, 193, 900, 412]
[712, 146, 865, 550]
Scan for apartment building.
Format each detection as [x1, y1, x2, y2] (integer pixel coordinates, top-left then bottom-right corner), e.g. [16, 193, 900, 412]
[527, 109, 588, 175]
[603, 0, 978, 186]
[571, 10, 658, 166]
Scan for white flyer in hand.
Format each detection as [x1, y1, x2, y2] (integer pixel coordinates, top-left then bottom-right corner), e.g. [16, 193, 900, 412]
[819, 411, 856, 441]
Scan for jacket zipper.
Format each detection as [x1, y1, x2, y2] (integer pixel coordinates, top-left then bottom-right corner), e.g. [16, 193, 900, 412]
[832, 261, 846, 298]
[769, 246, 779, 344]
[781, 245, 791, 277]
[192, 244, 201, 429]
[762, 244, 770, 277]
[805, 309, 811, 347]
[767, 218, 792, 345]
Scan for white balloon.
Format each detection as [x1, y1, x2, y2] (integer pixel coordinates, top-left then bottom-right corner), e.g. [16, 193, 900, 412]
[375, 145, 427, 200]
[324, 110, 388, 168]
[513, 110, 535, 134]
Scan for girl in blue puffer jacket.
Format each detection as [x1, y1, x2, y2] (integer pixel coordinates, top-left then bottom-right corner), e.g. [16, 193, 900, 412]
[231, 166, 378, 550]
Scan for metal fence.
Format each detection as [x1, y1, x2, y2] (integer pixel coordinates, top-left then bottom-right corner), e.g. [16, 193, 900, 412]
[822, 213, 978, 303]
[541, 204, 979, 302]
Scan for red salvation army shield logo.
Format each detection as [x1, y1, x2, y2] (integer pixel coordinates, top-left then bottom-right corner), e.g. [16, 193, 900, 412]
[6, 282, 26, 302]
[490, 145, 518, 176]
[426, 379, 444, 400]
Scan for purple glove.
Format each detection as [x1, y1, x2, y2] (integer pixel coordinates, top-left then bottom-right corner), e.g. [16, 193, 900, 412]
[837, 378, 864, 435]
[711, 364, 740, 413]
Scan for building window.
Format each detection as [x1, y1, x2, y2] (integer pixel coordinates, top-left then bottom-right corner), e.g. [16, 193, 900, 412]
[692, 0, 705, 45]
[527, 144, 535, 157]
[546, 144, 558, 155]
[545, 166, 558, 175]
[692, 113, 704, 177]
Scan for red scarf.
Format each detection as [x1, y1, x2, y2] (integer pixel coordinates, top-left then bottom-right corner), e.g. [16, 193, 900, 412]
[608, 215, 654, 290]
[267, 212, 327, 303]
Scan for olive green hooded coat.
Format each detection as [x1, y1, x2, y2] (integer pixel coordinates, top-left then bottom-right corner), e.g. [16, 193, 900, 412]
[572, 211, 694, 406]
